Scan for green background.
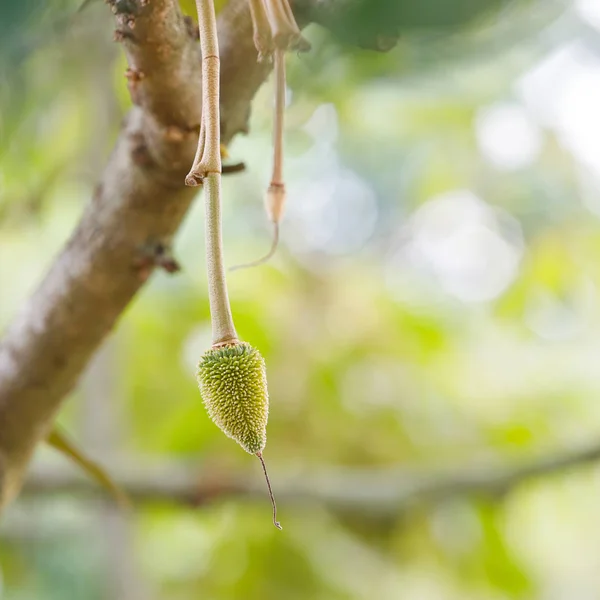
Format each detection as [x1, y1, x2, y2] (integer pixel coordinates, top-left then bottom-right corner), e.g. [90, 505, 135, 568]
[2, 0, 600, 598]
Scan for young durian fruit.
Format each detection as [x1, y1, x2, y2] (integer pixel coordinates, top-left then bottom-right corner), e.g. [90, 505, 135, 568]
[187, 0, 280, 530]
[197, 342, 267, 454]
[197, 341, 281, 529]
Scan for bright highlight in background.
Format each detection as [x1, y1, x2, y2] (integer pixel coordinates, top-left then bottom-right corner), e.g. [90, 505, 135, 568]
[577, 0, 600, 30]
[518, 41, 600, 178]
[475, 103, 542, 171]
[396, 190, 523, 303]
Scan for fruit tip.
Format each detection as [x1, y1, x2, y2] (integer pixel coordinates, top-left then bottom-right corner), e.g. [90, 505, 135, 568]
[257, 451, 282, 530]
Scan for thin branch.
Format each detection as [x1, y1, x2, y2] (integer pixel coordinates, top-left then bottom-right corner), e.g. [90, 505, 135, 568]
[21, 441, 600, 517]
[46, 428, 130, 508]
[230, 47, 286, 271]
[230, 223, 279, 271]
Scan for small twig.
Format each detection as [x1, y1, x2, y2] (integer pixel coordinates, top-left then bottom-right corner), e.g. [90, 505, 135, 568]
[184, 15, 201, 40]
[46, 428, 130, 509]
[134, 240, 181, 277]
[222, 161, 247, 175]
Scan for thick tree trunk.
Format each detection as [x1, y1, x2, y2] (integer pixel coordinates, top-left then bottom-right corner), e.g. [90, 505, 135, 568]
[0, 0, 521, 509]
[0, 0, 273, 508]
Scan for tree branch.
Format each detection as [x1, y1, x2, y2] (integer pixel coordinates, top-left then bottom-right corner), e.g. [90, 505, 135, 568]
[0, 0, 524, 510]
[21, 441, 600, 517]
[0, 0, 271, 509]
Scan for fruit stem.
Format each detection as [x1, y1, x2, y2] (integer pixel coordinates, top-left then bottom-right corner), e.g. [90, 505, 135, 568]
[257, 451, 282, 530]
[186, 0, 238, 345]
[186, 0, 222, 183]
[205, 172, 238, 344]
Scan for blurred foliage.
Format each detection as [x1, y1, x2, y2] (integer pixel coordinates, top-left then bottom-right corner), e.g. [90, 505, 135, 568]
[3, 0, 600, 599]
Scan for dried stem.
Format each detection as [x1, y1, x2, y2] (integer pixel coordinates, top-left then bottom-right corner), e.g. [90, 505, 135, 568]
[257, 451, 282, 529]
[264, 0, 309, 51]
[231, 48, 286, 271]
[248, 0, 274, 60]
[271, 48, 286, 187]
[247, 0, 309, 58]
[230, 223, 279, 271]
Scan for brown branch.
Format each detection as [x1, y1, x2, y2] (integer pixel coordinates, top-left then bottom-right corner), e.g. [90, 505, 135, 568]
[0, 0, 270, 509]
[0, 0, 502, 510]
[21, 441, 600, 516]
[0, 0, 381, 512]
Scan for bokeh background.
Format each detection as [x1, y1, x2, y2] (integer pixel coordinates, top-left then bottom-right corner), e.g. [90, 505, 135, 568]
[3, 0, 600, 598]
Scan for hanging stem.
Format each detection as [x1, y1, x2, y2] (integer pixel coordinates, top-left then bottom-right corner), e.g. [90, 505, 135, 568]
[263, 0, 309, 52]
[230, 224, 279, 272]
[230, 48, 286, 271]
[237, 0, 309, 272]
[186, 0, 223, 184]
[271, 48, 285, 188]
[248, 0, 274, 60]
[205, 172, 238, 344]
[186, 0, 237, 345]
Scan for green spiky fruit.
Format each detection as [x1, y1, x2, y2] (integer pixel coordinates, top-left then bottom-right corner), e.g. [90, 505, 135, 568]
[196, 342, 269, 454]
